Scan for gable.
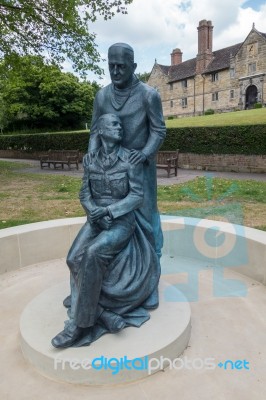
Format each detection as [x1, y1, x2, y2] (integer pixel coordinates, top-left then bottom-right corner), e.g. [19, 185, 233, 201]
[234, 28, 266, 58]
[148, 63, 170, 89]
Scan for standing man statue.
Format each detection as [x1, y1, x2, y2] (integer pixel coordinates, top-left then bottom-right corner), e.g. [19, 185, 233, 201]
[89, 43, 166, 257]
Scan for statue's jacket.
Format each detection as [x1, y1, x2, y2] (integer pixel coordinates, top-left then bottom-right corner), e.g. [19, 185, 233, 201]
[79, 146, 143, 220]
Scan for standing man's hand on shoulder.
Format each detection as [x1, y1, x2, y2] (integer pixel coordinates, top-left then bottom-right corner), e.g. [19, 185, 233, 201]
[129, 149, 147, 165]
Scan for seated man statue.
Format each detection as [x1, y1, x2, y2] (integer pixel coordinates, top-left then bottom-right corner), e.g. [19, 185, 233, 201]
[52, 113, 160, 348]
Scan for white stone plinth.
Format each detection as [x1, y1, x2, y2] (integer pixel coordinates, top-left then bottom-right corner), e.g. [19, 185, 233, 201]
[20, 280, 191, 385]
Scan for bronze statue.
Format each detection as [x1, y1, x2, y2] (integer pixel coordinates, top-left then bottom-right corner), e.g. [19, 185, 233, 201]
[52, 114, 160, 348]
[52, 43, 166, 348]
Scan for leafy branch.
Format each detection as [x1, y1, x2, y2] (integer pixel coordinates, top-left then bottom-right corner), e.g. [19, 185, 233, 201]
[0, 0, 133, 76]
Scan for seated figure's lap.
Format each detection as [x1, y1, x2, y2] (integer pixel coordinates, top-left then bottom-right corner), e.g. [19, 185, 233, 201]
[67, 214, 136, 272]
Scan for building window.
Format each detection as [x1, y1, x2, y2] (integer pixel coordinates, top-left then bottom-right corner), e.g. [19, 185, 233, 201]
[211, 72, 219, 82]
[181, 98, 188, 108]
[181, 79, 188, 88]
[212, 92, 219, 101]
[248, 62, 256, 74]
[169, 83, 173, 91]
[230, 90, 234, 99]
[170, 100, 174, 108]
[230, 68, 235, 78]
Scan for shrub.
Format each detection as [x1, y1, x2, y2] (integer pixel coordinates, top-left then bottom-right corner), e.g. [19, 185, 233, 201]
[254, 103, 262, 109]
[204, 109, 215, 115]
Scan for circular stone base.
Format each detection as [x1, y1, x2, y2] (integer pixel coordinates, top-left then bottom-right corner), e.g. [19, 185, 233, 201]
[20, 280, 191, 385]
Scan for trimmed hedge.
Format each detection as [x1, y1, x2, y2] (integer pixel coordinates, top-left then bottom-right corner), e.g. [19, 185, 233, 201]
[161, 125, 266, 155]
[0, 125, 265, 155]
[0, 131, 89, 153]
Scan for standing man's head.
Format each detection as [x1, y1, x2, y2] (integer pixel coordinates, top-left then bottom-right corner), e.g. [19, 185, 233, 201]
[108, 43, 137, 89]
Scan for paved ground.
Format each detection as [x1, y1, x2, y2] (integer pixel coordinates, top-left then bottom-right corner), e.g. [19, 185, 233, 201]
[2, 158, 266, 185]
[1, 256, 266, 400]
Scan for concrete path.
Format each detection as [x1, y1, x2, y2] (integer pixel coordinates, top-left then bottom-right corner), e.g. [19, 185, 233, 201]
[1, 158, 266, 185]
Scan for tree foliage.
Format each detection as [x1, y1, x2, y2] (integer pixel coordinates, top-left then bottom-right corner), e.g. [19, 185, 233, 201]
[136, 71, 151, 83]
[0, 55, 101, 132]
[0, 0, 133, 76]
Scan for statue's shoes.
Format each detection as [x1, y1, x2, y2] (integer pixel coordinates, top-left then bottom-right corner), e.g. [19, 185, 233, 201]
[51, 325, 82, 348]
[99, 310, 126, 333]
[63, 295, 71, 308]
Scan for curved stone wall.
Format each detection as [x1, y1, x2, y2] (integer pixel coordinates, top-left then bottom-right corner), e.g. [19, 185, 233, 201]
[0, 217, 265, 284]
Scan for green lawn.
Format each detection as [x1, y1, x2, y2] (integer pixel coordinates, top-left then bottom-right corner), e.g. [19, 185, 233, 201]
[0, 160, 265, 231]
[157, 177, 266, 231]
[166, 108, 266, 128]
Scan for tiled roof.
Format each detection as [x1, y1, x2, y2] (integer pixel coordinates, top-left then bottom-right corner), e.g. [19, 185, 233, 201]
[153, 29, 266, 84]
[156, 64, 171, 75]
[204, 43, 242, 73]
[156, 42, 243, 83]
[156, 58, 196, 82]
[168, 58, 197, 82]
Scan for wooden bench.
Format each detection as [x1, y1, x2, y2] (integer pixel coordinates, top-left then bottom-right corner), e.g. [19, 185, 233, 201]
[156, 150, 179, 178]
[40, 150, 79, 170]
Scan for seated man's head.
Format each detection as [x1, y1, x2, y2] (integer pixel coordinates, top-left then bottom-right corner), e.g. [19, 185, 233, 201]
[97, 114, 123, 145]
[108, 43, 137, 89]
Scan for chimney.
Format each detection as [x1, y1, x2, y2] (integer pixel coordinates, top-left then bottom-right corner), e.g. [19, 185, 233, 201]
[197, 19, 213, 55]
[171, 48, 183, 66]
[196, 19, 214, 73]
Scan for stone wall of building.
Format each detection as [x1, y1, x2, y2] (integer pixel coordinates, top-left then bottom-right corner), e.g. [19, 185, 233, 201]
[157, 69, 241, 117]
[203, 69, 239, 112]
[236, 31, 266, 107]
[148, 65, 169, 102]
[151, 66, 246, 117]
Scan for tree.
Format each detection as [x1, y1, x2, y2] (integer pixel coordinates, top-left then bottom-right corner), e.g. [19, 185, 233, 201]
[136, 71, 151, 83]
[0, 94, 8, 133]
[0, 55, 101, 131]
[0, 0, 133, 77]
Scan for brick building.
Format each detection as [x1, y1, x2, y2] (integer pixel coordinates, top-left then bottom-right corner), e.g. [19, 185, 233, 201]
[148, 20, 266, 118]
